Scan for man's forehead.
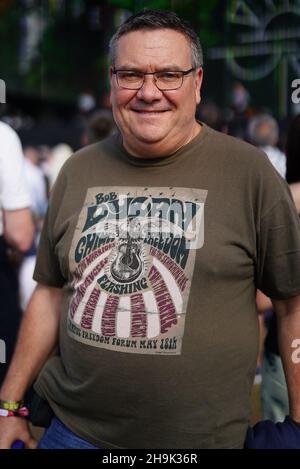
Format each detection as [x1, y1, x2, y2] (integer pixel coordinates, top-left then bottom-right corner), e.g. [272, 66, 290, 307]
[118, 27, 189, 42]
[114, 28, 191, 66]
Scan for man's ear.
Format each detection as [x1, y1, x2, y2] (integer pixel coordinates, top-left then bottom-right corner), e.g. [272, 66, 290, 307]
[195, 67, 203, 105]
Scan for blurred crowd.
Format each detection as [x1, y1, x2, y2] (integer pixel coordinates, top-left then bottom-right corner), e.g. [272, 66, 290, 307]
[1, 93, 117, 309]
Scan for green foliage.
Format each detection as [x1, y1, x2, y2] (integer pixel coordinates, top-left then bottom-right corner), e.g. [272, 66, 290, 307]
[0, 3, 21, 89]
[0, 1, 223, 102]
[107, 0, 172, 10]
[107, 0, 222, 46]
[175, 0, 222, 48]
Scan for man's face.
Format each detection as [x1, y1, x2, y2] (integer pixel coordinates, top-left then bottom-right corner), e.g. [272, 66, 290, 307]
[110, 29, 203, 157]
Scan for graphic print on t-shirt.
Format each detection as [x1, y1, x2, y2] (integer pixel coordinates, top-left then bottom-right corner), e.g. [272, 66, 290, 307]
[68, 187, 207, 355]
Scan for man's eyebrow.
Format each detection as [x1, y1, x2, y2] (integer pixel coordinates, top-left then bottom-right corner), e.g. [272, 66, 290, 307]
[114, 64, 187, 71]
[155, 65, 186, 71]
[114, 65, 143, 71]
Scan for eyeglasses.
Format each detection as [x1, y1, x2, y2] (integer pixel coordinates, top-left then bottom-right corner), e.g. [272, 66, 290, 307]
[112, 68, 195, 91]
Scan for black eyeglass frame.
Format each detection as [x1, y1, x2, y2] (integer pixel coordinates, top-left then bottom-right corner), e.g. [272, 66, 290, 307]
[112, 67, 196, 91]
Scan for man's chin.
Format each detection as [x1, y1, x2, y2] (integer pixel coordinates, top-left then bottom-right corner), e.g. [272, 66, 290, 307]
[124, 132, 169, 156]
[133, 125, 168, 143]
[139, 133, 165, 143]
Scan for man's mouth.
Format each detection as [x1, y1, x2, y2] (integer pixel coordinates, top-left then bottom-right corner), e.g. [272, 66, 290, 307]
[132, 109, 169, 115]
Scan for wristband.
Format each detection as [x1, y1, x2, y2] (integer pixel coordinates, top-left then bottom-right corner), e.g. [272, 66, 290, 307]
[0, 400, 24, 411]
[0, 406, 29, 418]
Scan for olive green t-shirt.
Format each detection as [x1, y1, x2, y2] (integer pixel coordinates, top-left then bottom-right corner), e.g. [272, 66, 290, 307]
[33, 124, 300, 448]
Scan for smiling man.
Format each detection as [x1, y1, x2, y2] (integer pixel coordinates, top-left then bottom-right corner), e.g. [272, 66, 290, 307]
[109, 27, 202, 156]
[1, 9, 300, 450]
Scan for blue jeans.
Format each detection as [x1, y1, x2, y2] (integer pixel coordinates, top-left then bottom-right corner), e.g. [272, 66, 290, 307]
[37, 416, 99, 449]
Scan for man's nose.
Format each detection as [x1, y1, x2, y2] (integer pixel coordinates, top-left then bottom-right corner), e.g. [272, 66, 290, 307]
[136, 75, 162, 101]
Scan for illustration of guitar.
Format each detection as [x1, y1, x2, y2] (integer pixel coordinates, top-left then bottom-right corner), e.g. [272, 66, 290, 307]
[111, 232, 143, 283]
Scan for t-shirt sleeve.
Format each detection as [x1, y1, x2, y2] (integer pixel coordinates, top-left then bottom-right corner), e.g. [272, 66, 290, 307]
[0, 126, 31, 210]
[256, 173, 300, 300]
[33, 168, 67, 288]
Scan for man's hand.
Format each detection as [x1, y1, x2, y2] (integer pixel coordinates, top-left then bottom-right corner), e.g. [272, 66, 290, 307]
[0, 417, 37, 449]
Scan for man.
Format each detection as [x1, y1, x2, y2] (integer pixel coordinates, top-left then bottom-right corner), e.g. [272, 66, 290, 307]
[247, 113, 286, 179]
[1, 9, 300, 449]
[0, 121, 34, 385]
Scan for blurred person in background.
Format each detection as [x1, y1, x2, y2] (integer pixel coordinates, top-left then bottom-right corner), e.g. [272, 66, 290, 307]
[247, 113, 286, 179]
[257, 113, 300, 423]
[0, 121, 34, 386]
[196, 99, 226, 132]
[19, 146, 48, 310]
[77, 91, 97, 117]
[81, 109, 117, 146]
[227, 82, 252, 140]
[1, 9, 300, 450]
[45, 143, 73, 190]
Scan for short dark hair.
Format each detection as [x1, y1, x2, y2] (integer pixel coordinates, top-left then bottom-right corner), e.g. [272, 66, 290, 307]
[109, 9, 203, 68]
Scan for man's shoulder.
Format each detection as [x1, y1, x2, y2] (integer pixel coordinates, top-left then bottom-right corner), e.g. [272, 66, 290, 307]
[206, 125, 263, 156]
[204, 125, 272, 170]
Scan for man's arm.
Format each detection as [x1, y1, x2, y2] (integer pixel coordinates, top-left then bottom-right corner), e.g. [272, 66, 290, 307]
[3, 207, 34, 252]
[0, 284, 63, 449]
[272, 295, 300, 422]
[290, 183, 300, 214]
